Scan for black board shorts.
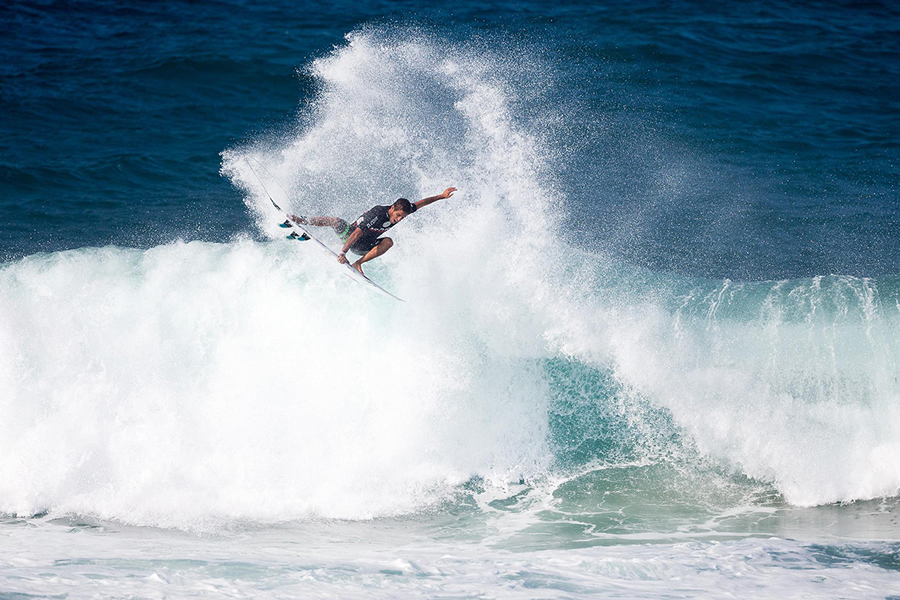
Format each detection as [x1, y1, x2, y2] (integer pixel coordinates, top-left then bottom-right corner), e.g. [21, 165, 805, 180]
[332, 219, 383, 256]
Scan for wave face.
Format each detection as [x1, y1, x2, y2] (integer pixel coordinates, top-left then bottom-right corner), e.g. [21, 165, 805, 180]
[2, 29, 899, 530]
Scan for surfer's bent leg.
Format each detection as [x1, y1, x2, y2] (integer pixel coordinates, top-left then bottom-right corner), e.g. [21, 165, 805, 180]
[300, 216, 342, 229]
[352, 237, 393, 275]
[300, 216, 352, 239]
[330, 219, 351, 239]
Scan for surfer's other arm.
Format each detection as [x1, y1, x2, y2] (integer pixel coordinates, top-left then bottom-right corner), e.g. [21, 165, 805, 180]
[337, 227, 364, 264]
[414, 187, 456, 211]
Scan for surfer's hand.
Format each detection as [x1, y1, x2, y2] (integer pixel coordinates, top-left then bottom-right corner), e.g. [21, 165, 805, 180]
[337, 253, 349, 264]
[441, 187, 457, 199]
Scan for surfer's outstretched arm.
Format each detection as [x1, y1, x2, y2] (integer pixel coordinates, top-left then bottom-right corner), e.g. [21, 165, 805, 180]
[413, 187, 456, 211]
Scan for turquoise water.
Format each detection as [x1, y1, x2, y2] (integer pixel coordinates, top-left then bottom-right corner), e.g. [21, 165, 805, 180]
[2, 1, 899, 597]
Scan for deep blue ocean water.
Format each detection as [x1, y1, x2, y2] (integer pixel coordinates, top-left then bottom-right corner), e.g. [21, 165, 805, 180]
[4, 0, 898, 278]
[2, 1, 900, 597]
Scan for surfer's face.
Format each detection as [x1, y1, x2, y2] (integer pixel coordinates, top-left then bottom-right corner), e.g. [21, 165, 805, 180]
[388, 206, 409, 224]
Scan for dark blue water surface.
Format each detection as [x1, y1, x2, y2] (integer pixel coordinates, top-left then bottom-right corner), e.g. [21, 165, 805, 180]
[2, 0, 898, 279]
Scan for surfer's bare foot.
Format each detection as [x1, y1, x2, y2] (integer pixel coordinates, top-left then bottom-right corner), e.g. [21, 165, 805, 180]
[352, 261, 365, 275]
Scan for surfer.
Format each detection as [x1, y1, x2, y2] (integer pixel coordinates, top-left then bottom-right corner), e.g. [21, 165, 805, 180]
[286, 187, 456, 275]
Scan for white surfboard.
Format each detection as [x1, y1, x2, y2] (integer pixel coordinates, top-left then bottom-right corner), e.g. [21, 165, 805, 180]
[244, 158, 404, 302]
[281, 215, 405, 302]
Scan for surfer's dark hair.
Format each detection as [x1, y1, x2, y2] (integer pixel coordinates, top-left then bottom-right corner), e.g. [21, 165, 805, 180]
[392, 198, 416, 213]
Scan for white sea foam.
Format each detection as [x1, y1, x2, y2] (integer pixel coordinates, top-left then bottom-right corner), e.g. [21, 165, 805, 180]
[1, 518, 898, 599]
[0, 239, 557, 528]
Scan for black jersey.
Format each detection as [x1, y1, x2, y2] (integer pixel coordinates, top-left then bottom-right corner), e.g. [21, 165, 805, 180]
[346, 203, 417, 255]
[351, 205, 395, 242]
